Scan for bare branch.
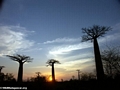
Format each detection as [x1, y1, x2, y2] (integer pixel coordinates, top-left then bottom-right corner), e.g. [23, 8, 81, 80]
[6, 54, 33, 64]
[81, 25, 112, 42]
[101, 46, 120, 75]
[0, 66, 5, 68]
[6, 55, 20, 62]
[81, 35, 93, 42]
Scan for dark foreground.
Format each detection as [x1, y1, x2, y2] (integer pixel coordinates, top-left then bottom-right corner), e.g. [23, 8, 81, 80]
[0, 80, 120, 90]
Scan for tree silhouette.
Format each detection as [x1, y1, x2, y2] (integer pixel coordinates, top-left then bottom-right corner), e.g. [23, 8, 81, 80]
[6, 54, 33, 82]
[46, 59, 60, 82]
[76, 70, 80, 80]
[4, 73, 16, 82]
[81, 25, 111, 80]
[0, 0, 4, 10]
[0, 66, 5, 82]
[101, 46, 120, 78]
[0, 66, 5, 73]
[80, 72, 96, 81]
[36, 72, 41, 77]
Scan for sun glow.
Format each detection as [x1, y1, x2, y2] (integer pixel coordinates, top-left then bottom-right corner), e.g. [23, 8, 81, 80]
[49, 76, 52, 81]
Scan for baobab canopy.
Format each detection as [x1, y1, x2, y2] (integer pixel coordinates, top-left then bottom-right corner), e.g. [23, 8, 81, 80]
[46, 59, 60, 66]
[81, 25, 112, 42]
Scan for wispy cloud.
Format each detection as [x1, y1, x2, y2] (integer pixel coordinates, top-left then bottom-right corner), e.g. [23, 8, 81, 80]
[20, 48, 42, 52]
[44, 38, 94, 72]
[0, 25, 34, 56]
[49, 42, 92, 55]
[98, 24, 120, 44]
[55, 58, 94, 72]
[43, 37, 81, 44]
[99, 33, 120, 43]
[112, 23, 120, 31]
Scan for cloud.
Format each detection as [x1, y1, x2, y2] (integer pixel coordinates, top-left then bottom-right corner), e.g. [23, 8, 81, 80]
[99, 33, 120, 43]
[49, 42, 92, 55]
[0, 25, 34, 56]
[43, 37, 81, 44]
[98, 24, 120, 44]
[45, 40, 94, 72]
[112, 23, 120, 31]
[55, 58, 94, 72]
[20, 48, 42, 52]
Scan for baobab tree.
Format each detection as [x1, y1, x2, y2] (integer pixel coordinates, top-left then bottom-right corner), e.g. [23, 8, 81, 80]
[46, 59, 60, 82]
[76, 70, 80, 80]
[6, 54, 33, 82]
[0, 66, 5, 73]
[81, 25, 111, 80]
[36, 72, 41, 77]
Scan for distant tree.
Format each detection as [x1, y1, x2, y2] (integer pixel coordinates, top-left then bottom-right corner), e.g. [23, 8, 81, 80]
[0, 72, 16, 82]
[46, 59, 60, 82]
[101, 46, 120, 78]
[0, 66, 5, 82]
[0, 72, 4, 82]
[81, 73, 89, 81]
[34, 75, 46, 83]
[26, 77, 35, 82]
[6, 54, 33, 82]
[76, 70, 80, 80]
[81, 25, 111, 80]
[72, 75, 75, 80]
[4, 73, 16, 82]
[36, 72, 41, 77]
[0, 66, 5, 73]
[35, 72, 45, 82]
[26, 73, 46, 83]
[80, 72, 96, 81]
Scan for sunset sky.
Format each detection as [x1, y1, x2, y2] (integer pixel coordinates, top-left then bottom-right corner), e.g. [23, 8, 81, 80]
[0, 0, 120, 81]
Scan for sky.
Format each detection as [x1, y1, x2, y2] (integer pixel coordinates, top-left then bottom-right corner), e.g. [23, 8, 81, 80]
[0, 0, 120, 81]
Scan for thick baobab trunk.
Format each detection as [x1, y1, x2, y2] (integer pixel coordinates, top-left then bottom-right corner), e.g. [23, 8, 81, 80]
[0, 68, 2, 73]
[78, 72, 80, 80]
[52, 64, 55, 82]
[93, 38, 104, 80]
[17, 62, 23, 82]
[0, 66, 4, 73]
